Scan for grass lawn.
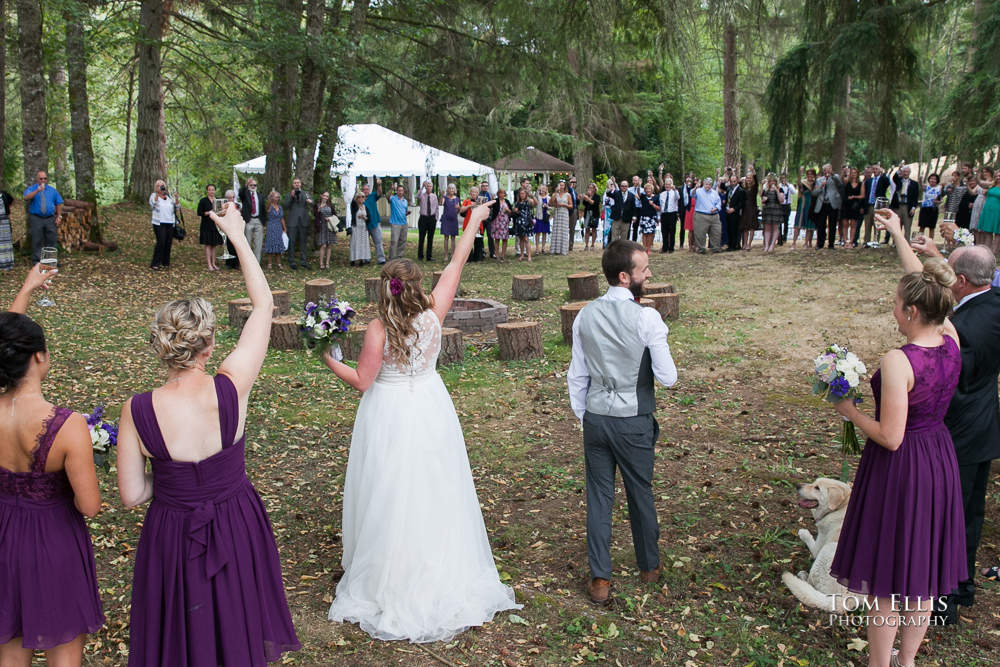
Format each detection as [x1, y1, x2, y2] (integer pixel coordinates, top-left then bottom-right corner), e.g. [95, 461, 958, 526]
[2, 204, 997, 666]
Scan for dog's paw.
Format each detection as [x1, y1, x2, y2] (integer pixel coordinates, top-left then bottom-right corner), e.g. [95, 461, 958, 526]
[797, 528, 813, 543]
[797, 571, 809, 581]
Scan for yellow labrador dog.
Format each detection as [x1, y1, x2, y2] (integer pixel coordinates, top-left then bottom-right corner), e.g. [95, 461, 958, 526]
[782, 478, 854, 612]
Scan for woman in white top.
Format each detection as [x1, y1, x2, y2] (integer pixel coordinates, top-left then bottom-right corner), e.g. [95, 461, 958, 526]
[149, 180, 177, 271]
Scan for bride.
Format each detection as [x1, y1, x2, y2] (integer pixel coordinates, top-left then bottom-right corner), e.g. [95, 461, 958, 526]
[323, 202, 521, 643]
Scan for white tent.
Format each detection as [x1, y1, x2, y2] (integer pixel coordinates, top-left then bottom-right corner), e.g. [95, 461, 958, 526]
[233, 123, 497, 227]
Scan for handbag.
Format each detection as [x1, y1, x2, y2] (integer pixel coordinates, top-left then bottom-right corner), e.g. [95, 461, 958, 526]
[172, 221, 186, 240]
[327, 214, 340, 232]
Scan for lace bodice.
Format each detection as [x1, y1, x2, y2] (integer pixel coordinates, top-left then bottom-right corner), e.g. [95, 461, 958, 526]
[379, 310, 441, 380]
[0, 407, 74, 500]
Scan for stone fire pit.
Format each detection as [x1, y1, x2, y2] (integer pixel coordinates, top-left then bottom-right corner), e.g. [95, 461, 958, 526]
[444, 298, 508, 334]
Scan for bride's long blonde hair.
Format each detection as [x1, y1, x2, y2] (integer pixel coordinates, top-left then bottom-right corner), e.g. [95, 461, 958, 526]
[377, 259, 434, 364]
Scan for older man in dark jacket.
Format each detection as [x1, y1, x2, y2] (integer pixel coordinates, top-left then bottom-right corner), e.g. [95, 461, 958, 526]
[283, 177, 313, 270]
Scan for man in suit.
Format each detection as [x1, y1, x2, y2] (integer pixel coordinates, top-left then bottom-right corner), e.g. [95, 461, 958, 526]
[620, 180, 639, 243]
[606, 180, 626, 242]
[238, 177, 265, 263]
[891, 165, 920, 242]
[905, 233, 1000, 625]
[283, 177, 313, 270]
[862, 164, 891, 246]
[567, 240, 678, 605]
[726, 175, 745, 251]
[812, 163, 842, 249]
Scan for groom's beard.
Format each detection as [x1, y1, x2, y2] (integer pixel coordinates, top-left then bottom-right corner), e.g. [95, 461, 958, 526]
[628, 278, 645, 300]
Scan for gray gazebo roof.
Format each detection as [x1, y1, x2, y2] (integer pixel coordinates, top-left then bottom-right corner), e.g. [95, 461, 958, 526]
[494, 147, 575, 174]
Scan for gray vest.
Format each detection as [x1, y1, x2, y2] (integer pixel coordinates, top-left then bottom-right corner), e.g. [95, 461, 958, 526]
[577, 299, 655, 418]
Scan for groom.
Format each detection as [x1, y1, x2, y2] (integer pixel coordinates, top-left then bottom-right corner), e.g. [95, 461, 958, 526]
[567, 240, 678, 604]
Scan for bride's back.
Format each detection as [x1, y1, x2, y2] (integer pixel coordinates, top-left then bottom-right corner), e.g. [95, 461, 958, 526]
[381, 309, 441, 377]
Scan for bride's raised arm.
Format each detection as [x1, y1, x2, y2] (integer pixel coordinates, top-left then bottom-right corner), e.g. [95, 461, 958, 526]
[431, 204, 490, 323]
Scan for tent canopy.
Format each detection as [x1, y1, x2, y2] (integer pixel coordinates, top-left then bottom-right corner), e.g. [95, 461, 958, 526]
[233, 123, 494, 179]
[494, 146, 575, 174]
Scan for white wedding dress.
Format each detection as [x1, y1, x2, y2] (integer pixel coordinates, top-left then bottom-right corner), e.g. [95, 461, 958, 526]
[328, 309, 521, 642]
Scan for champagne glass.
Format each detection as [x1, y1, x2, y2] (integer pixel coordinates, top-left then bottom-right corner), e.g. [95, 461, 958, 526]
[943, 211, 956, 225]
[216, 199, 235, 260]
[38, 247, 57, 307]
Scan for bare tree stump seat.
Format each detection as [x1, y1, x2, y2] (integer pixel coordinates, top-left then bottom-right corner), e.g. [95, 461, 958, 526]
[647, 292, 680, 319]
[341, 324, 369, 362]
[643, 282, 675, 295]
[365, 277, 382, 302]
[228, 298, 252, 326]
[232, 304, 279, 334]
[559, 301, 591, 345]
[432, 271, 464, 296]
[438, 328, 465, 367]
[304, 278, 336, 309]
[567, 272, 599, 301]
[512, 274, 544, 301]
[270, 290, 291, 316]
[497, 322, 544, 361]
[639, 298, 654, 308]
[269, 316, 302, 350]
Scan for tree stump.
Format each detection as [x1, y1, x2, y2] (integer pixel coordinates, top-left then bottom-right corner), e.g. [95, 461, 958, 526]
[559, 301, 591, 345]
[228, 298, 252, 326]
[341, 324, 369, 362]
[304, 278, 336, 309]
[497, 322, 544, 361]
[647, 293, 680, 319]
[438, 327, 465, 367]
[432, 270, 464, 296]
[269, 316, 302, 350]
[639, 298, 654, 308]
[232, 304, 279, 334]
[271, 290, 291, 316]
[364, 277, 382, 302]
[512, 274, 544, 301]
[567, 272, 599, 301]
[643, 282, 674, 295]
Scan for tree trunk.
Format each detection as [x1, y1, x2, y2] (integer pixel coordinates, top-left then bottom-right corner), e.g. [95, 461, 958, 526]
[123, 47, 136, 199]
[0, 0, 5, 191]
[831, 78, 849, 174]
[64, 5, 97, 208]
[722, 20, 740, 171]
[128, 0, 167, 203]
[49, 62, 70, 188]
[294, 0, 325, 194]
[16, 0, 48, 188]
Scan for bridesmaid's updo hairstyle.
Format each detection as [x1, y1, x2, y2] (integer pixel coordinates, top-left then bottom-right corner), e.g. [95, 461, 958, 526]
[149, 298, 216, 369]
[899, 258, 956, 325]
[0, 313, 46, 391]
[377, 259, 434, 364]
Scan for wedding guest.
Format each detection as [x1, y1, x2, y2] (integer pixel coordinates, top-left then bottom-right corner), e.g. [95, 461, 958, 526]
[891, 164, 919, 241]
[831, 208, 966, 667]
[416, 181, 438, 262]
[263, 190, 286, 270]
[222, 190, 241, 270]
[658, 178, 681, 253]
[969, 169, 990, 246]
[716, 168, 730, 249]
[637, 183, 660, 254]
[315, 192, 337, 270]
[0, 265, 103, 666]
[726, 175, 744, 251]
[778, 173, 794, 246]
[0, 188, 14, 271]
[567, 240, 678, 604]
[512, 187, 534, 261]
[977, 171, 1000, 253]
[549, 181, 572, 255]
[22, 171, 62, 264]
[478, 181, 496, 258]
[117, 203, 300, 665]
[918, 173, 943, 240]
[149, 180, 177, 271]
[581, 183, 600, 250]
[386, 185, 409, 261]
[568, 177, 581, 252]
[760, 175, 785, 252]
[324, 204, 520, 641]
[490, 188, 513, 261]
[842, 168, 864, 248]
[349, 191, 371, 267]
[198, 184, 222, 271]
[439, 184, 460, 263]
[957, 176, 978, 231]
[284, 177, 313, 270]
[533, 184, 550, 254]
[362, 180, 387, 265]
[740, 171, 759, 252]
[863, 164, 891, 246]
[792, 168, 816, 250]
[812, 163, 842, 249]
[620, 180, 639, 246]
[605, 180, 626, 243]
[682, 176, 696, 251]
[460, 187, 485, 262]
[943, 172, 968, 253]
[238, 177, 265, 263]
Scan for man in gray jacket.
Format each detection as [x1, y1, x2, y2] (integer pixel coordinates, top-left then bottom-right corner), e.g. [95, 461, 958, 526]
[284, 177, 313, 269]
[567, 240, 678, 605]
[812, 163, 842, 249]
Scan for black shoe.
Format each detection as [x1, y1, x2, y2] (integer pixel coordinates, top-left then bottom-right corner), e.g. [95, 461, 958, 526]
[660, 249, 668, 253]
[931, 599, 959, 626]
[427, 257, 433, 261]
[418, 256, 424, 261]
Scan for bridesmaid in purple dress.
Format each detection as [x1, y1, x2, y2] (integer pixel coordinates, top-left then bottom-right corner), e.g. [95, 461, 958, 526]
[117, 204, 300, 666]
[830, 209, 966, 667]
[0, 265, 104, 666]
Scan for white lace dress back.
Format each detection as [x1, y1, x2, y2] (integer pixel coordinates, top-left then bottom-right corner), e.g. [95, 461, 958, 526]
[378, 309, 441, 381]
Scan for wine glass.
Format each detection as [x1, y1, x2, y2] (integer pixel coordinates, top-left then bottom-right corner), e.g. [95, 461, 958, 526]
[37, 247, 57, 307]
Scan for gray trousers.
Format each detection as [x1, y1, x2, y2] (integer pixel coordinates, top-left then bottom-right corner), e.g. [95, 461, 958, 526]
[611, 218, 629, 243]
[286, 223, 309, 268]
[583, 411, 660, 580]
[245, 216, 264, 263]
[693, 211, 721, 252]
[389, 224, 407, 260]
[368, 224, 386, 263]
[30, 214, 58, 263]
[893, 205, 913, 241]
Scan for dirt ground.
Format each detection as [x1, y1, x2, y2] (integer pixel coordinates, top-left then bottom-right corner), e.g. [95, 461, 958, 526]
[1, 204, 997, 666]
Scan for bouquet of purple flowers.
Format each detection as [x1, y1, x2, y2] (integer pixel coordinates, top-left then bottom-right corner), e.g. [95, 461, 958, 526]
[86, 406, 118, 472]
[298, 297, 355, 359]
[813, 344, 867, 455]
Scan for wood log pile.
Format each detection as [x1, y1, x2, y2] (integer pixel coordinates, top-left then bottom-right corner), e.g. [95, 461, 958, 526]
[57, 199, 102, 251]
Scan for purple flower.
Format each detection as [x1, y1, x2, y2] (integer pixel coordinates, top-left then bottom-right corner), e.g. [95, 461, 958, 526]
[829, 377, 851, 399]
[86, 406, 105, 427]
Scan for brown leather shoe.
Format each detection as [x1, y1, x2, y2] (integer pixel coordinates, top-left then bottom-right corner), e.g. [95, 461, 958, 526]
[588, 578, 610, 605]
[640, 565, 662, 583]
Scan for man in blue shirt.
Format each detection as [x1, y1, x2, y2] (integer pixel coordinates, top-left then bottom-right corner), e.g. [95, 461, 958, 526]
[692, 176, 722, 254]
[23, 171, 63, 263]
[361, 179, 386, 265]
[388, 184, 411, 260]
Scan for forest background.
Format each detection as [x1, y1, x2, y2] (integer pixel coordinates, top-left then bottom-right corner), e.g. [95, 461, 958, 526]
[1, 0, 998, 211]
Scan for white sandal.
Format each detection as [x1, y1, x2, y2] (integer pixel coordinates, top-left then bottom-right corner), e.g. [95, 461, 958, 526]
[891, 649, 914, 667]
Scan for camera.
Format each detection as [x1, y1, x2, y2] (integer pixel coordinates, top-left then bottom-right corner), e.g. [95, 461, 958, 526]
[214, 198, 227, 213]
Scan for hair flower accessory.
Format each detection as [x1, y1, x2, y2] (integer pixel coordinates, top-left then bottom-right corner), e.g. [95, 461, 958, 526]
[390, 277, 404, 295]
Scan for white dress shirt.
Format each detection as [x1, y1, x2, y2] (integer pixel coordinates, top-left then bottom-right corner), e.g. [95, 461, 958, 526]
[954, 286, 991, 311]
[567, 286, 678, 422]
[659, 189, 680, 213]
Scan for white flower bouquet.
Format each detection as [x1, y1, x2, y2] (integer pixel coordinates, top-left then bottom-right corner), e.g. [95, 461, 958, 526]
[813, 344, 867, 455]
[298, 297, 355, 359]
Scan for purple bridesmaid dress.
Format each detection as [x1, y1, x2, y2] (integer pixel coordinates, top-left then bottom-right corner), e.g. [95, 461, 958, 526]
[831, 338, 968, 599]
[0, 407, 105, 649]
[128, 375, 300, 666]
